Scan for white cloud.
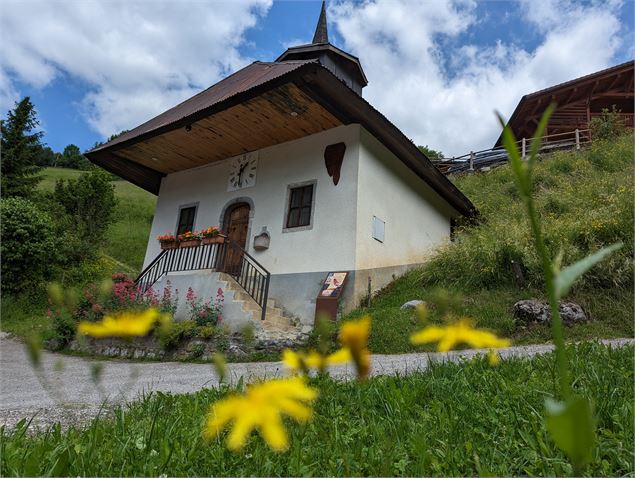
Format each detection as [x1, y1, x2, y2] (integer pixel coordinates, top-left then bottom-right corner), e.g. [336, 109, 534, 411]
[0, 0, 272, 138]
[330, 0, 624, 155]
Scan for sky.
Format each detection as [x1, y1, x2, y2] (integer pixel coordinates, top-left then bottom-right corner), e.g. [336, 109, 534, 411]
[1, 0, 633, 157]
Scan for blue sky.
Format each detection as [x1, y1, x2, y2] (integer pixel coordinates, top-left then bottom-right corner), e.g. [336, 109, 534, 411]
[2, 0, 633, 156]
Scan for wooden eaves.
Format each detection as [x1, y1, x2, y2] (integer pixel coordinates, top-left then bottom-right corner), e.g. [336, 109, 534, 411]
[495, 60, 634, 146]
[86, 61, 477, 218]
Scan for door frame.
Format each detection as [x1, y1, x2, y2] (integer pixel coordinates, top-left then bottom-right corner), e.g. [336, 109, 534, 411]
[219, 197, 254, 249]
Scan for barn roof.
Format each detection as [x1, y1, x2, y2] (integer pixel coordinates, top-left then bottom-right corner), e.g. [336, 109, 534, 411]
[86, 61, 476, 217]
[495, 60, 634, 146]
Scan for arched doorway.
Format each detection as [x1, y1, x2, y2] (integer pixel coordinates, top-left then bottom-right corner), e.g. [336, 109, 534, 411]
[222, 202, 250, 274]
[223, 202, 250, 249]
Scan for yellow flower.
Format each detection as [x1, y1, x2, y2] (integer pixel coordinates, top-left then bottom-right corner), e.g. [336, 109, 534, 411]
[339, 317, 371, 379]
[410, 318, 511, 352]
[203, 377, 318, 452]
[282, 348, 352, 374]
[77, 308, 169, 338]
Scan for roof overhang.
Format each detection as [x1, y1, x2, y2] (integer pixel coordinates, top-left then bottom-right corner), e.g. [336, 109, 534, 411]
[87, 62, 476, 217]
[495, 60, 634, 146]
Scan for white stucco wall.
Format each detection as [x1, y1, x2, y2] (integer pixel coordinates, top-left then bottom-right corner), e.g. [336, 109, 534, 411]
[354, 127, 458, 272]
[143, 124, 361, 275]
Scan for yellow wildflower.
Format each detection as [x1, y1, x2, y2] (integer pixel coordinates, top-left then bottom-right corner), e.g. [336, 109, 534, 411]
[203, 377, 318, 452]
[282, 348, 352, 374]
[410, 318, 510, 352]
[339, 316, 371, 378]
[77, 308, 169, 338]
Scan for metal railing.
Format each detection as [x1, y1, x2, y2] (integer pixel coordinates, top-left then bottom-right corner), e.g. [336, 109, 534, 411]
[433, 128, 592, 174]
[135, 239, 271, 320]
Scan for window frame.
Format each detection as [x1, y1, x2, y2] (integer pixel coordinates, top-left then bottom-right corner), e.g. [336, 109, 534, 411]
[282, 180, 317, 233]
[175, 203, 199, 236]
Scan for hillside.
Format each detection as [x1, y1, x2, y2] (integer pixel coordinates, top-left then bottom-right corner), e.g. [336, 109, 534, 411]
[341, 134, 633, 352]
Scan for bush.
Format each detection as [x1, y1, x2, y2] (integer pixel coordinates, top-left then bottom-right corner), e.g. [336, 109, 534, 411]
[0, 197, 57, 293]
[186, 287, 224, 326]
[52, 169, 117, 248]
[159, 320, 197, 350]
[590, 106, 627, 141]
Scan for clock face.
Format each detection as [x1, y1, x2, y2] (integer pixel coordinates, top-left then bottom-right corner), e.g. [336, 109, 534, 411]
[227, 152, 258, 191]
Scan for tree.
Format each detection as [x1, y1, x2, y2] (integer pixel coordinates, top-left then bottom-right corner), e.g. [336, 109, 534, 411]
[0, 97, 43, 197]
[35, 146, 57, 167]
[418, 145, 444, 161]
[52, 168, 118, 247]
[57, 143, 91, 169]
[0, 197, 57, 293]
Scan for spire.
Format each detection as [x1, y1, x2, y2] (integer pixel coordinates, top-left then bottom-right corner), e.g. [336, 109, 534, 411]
[312, 1, 329, 44]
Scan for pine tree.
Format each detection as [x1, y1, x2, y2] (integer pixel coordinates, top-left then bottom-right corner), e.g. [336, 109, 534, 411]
[1, 97, 43, 197]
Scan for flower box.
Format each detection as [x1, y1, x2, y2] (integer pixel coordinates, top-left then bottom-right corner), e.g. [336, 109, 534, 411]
[202, 235, 225, 245]
[180, 239, 201, 248]
[157, 233, 178, 249]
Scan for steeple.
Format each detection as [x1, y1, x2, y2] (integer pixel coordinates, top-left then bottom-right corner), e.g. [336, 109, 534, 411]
[275, 0, 368, 95]
[312, 1, 329, 44]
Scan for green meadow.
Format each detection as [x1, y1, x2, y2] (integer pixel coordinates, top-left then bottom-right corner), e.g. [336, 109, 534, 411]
[2, 343, 632, 476]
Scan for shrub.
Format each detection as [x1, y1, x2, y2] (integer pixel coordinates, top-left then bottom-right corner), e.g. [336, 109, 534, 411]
[196, 325, 216, 339]
[186, 287, 224, 326]
[159, 320, 197, 350]
[52, 168, 117, 248]
[0, 197, 57, 293]
[589, 105, 627, 141]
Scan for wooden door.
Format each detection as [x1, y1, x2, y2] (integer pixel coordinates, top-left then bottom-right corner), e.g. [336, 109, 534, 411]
[223, 204, 250, 274]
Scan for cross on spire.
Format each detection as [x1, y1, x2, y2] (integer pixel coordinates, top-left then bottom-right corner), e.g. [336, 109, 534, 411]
[312, 1, 329, 44]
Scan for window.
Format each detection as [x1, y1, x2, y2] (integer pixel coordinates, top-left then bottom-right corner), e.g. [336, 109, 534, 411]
[176, 206, 196, 235]
[372, 216, 385, 243]
[286, 184, 314, 229]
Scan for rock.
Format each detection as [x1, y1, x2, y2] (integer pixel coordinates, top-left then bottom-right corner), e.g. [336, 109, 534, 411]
[400, 300, 426, 310]
[227, 344, 247, 359]
[300, 325, 313, 334]
[559, 302, 588, 324]
[513, 299, 588, 325]
[513, 299, 550, 324]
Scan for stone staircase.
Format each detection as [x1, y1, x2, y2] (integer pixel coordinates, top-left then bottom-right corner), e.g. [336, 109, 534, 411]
[216, 273, 310, 341]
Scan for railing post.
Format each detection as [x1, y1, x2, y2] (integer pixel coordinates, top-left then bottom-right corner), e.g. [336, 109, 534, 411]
[469, 151, 474, 171]
[521, 137, 526, 159]
[575, 128, 580, 150]
[261, 273, 270, 321]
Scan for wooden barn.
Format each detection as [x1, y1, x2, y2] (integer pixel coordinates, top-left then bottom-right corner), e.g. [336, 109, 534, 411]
[496, 60, 633, 146]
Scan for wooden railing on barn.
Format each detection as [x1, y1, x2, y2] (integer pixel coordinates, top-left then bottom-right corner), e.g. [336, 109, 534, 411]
[135, 239, 271, 321]
[433, 128, 592, 174]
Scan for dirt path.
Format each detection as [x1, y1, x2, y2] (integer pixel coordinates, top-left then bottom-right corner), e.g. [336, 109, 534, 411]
[1, 333, 632, 429]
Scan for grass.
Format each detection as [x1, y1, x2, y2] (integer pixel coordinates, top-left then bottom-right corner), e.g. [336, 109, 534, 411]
[37, 167, 156, 272]
[1, 342, 632, 476]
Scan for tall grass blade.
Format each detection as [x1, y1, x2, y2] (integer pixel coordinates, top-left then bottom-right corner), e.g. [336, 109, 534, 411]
[555, 243, 623, 299]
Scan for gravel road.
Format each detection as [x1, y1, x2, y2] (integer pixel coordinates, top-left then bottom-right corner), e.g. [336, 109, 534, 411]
[1, 332, 632, 430]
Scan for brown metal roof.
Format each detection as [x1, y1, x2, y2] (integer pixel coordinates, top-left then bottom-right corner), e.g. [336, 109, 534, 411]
[90, 60, 317, 152]
[86, 60, 476, 217]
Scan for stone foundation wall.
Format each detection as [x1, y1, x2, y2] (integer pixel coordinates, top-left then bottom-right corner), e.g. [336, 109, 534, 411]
[66, 330, 309, 362]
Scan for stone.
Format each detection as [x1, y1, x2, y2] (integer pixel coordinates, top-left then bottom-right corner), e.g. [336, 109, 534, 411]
[300, 325, 313, 334]
[559, 302, 588, 324]
[228, 344, 247, 359]
[400, 300, 426, 310]
[513, 299, 588, 325]
[513, 299, 550, 324]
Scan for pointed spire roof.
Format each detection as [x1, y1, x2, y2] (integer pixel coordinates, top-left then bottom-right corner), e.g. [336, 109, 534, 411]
[312, 1, 328, 44]
[275, 0, 368, 93]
